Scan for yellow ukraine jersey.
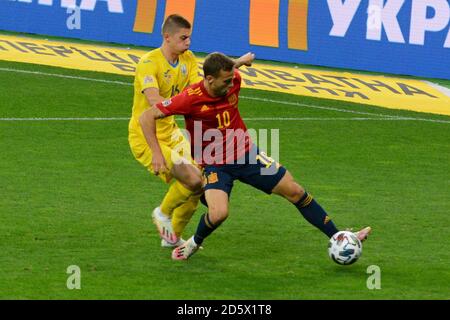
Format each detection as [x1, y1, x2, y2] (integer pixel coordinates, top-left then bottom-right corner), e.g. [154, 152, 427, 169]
[130, 48, 202, 141]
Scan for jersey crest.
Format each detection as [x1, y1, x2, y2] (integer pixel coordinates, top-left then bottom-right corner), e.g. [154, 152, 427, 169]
[228, 93, 238, 106]
[181, 64, 187, 77]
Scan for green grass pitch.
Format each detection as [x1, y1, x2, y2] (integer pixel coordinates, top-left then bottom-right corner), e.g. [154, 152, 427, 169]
[0, 59, 449, 299]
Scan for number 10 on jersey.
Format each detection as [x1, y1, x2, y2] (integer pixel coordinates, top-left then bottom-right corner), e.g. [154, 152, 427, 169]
[216, 111, 231, 129]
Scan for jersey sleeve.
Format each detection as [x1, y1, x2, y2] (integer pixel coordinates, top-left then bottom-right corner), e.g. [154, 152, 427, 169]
[187, 51, 203, 85]
[136, 58, 159, 92]
[155, 90, 191, 116]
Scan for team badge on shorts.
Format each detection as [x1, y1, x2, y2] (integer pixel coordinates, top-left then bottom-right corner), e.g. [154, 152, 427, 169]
[207, 172, 219, 184]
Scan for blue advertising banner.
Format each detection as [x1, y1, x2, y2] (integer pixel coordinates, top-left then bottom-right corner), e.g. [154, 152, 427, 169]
[0, 0, 449, 80]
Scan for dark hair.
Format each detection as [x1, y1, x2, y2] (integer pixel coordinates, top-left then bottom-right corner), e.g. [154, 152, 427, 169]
[203, 52, 235, 78]
[162, 14, 191, 35]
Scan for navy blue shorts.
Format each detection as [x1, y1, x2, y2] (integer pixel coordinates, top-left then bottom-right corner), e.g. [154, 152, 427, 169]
[203, 146, 287, 196]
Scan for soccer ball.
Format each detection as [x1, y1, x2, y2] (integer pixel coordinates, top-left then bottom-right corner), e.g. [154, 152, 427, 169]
[328, 231, 362, 265]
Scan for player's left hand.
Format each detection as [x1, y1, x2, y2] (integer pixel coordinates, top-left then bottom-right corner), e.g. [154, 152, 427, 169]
[152, 152, 168, 176]
[238, 52, 255, 67]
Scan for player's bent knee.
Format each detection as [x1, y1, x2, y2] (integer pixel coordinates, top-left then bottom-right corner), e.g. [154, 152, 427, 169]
[282, 182, 305, 203]
[172, 163, 202, 192]
[273, 172, 306, 203]
[208, 207, 228, 225]
[184, 175, 203, 192]
[291, 184, 305, 202]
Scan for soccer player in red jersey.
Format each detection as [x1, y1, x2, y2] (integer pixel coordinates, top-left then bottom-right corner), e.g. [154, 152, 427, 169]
[143, 52, 371, 260]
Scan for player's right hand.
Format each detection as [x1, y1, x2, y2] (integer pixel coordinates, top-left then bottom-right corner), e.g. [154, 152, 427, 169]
[152, 153, 168, 176]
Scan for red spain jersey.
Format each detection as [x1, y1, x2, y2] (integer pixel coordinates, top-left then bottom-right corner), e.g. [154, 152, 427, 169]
[155, 70, 252, 166]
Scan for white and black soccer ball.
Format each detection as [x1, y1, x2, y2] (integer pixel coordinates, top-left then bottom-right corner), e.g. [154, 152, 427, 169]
[328, 231, 362, 265]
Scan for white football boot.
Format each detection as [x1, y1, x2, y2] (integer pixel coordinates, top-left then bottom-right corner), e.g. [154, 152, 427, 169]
[152, 207, 179, 245]
[171, 236, 199, 260]
[161, 238, 186, 248]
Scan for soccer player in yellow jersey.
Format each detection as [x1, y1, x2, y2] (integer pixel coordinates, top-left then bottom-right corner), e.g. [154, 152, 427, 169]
[129, 15, 255, 247]
[128, 15, 204, 247]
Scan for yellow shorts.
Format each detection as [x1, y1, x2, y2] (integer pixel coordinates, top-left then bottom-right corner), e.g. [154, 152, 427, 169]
[128, 119, 195, 184]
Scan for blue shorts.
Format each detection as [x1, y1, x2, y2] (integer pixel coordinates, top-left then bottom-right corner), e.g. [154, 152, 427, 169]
[203, 146, 287, 196]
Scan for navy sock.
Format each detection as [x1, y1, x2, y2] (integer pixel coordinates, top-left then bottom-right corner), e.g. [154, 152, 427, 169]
[295, 192, 339, 238]
[200, 193, 208, 208]
[193, 213, 218, 245]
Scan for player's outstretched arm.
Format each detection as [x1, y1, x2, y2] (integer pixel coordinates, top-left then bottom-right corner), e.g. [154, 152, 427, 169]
[144, 87, 165, 107]
[139, 107, 168, 175]
[234, 52, 255, 69]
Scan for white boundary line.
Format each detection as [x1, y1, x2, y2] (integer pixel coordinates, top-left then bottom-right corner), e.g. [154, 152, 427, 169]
[1, 117, 449, 124]
[0, 67, 131, 86]
[425, 81, 450, 98]
[240, 95, 398, 118]
[245, 117, 450, 123]
[0, 117, 130, 121]
[1, 67, 449, 124]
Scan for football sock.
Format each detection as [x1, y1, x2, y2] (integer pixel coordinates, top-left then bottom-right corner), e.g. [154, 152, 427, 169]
[171, 193, 200, 237]
[160, 180, 193, 217]
[294, 192, 339, 238]
[193, 213, 219, 245]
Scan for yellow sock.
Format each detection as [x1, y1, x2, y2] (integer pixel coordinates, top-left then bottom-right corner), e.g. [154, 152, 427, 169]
[172, 194, 201, 237]
[160, 180, 193, 218]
